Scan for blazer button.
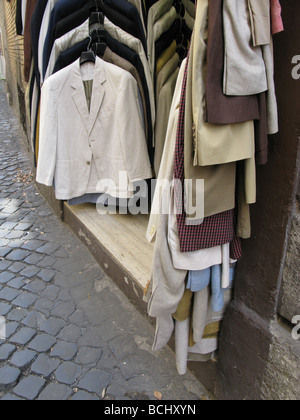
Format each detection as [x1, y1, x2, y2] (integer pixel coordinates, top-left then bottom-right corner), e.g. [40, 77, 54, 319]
[87, 161, 91, 165]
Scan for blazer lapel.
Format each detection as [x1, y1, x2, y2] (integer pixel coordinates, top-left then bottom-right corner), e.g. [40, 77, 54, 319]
[88, 59, 106, 133]
[70, 62, 90, 133]
[70, 58, 106, 134]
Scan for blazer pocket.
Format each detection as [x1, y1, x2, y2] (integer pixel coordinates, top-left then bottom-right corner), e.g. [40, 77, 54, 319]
[55, 160, 80, 197]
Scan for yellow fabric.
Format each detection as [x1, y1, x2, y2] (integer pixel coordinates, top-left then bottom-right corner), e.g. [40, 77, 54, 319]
[189, 321, 221, 347]
[173, 289, 193, 322]
[173, 287, 222, 347]
[156, 40, 177, 75]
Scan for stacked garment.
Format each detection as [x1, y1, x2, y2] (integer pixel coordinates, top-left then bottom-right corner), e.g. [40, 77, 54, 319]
[146, 0, 284, 375]
[28, 0, 196, 203]
[31, 0, 154, 168]
[32, 0, 155, 202]
[146, 0, 195, 175]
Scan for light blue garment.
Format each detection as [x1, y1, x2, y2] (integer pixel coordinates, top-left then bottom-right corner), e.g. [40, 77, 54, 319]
[187, 268, 211, 292]
[187, 265, 236, 313]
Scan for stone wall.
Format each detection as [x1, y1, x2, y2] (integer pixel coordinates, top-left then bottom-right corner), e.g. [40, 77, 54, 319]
[263, 155, 300, 401]
[279, 175, 300, 323]
[216, 0, 300, 400]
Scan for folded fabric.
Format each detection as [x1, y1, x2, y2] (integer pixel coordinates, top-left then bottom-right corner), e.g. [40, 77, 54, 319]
[223, 0, 268, 96]
[248, 0, 271, 47]
[205, 0, 260, 125]
[187, 265, 236, 313]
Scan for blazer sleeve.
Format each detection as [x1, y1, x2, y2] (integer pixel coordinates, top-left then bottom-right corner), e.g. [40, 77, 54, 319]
[116, 72, 153, 183]
[36, 78, 58, 187]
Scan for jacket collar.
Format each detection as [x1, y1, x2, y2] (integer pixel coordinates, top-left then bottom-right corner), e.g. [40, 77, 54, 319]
[70, 57, 106, 134]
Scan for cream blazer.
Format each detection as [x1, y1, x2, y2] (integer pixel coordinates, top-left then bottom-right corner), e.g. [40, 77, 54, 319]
[37, 58, 152, 200]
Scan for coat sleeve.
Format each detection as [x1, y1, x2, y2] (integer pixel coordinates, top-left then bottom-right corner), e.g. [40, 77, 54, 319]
[116, 72, 153, 183]
[36, 78, 58, 187]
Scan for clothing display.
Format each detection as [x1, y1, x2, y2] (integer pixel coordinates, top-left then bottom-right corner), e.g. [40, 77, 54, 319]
[37, 57, 152, 200]
[146, 0, 282, 374]
[20, 0, 282, 376]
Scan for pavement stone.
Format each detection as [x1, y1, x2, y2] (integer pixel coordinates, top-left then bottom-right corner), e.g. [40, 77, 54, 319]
[50, 341, 78, 361]
[39, 318, 65, 336]
[5, 322, 19, 339]
[38, 383, 73, 401]
[70, 390, 100, 401]
[54, 361, 82, 385]
[10, 350, 37, 370]
[78, 369, 113, 395]
[8, 262, 26, 274]
[11, 292, 37, 309]
[6, 307, 28, 322]
[0, 343, 16, 361]
[0, 302, 12, 316]
[0, 81, 209, 401]
[0, 272, 15, 284]
[6, 249, 30, 262]
[0, 366, 21, 391]
[9, 327, 36, 346]
[6, 277, 26, 290]
[0, 286, 21, 302]
[22, 311, 46, 329]
[13, 376, 46, 400]
[30, 354, 60, 378]
[28, 334, 57, 353]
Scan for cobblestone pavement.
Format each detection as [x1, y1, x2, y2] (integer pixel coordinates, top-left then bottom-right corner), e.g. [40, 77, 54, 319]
[0, 81, 209, 401]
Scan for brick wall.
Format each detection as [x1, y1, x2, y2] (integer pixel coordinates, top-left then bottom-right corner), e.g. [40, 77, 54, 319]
[0, 0, 29, 143]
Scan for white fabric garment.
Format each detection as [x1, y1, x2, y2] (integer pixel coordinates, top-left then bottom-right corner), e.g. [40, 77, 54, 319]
[175, 286, 233, 376]
[30, 78, 39, 152]
[146, 66, 183, 243]
[223, 0, 268, 96]
[175, 317, 217, 375]
[168, 186, 235, 275]
[37, 57, 152, 200]
[21, 0, 27, 36]
[262, 39, 279, 135]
